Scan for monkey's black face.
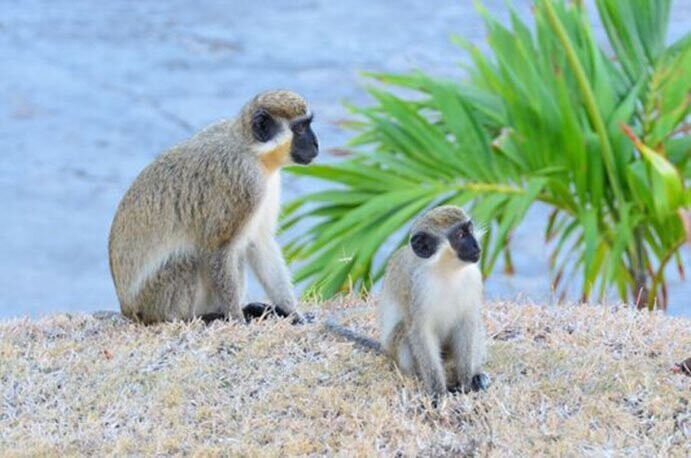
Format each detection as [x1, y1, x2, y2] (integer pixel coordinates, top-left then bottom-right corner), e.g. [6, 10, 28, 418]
[252, 110, 319, 165]
[448, 221, 481, 263]
[289, 114, 318, 165]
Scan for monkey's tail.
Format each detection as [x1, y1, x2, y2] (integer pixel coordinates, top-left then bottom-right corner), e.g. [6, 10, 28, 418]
[324, 318, 383, 354]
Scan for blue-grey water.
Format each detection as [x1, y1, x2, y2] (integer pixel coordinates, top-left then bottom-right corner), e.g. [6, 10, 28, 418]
[1, 0, 689, 318]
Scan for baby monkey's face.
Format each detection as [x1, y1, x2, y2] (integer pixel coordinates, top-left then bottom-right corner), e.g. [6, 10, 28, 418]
[410, 219, 481, 264]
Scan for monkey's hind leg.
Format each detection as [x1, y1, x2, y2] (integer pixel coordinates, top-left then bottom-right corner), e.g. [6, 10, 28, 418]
[200, 255, 292, 324]
[207, 247, 246, 322]
[132, 254, 207, 324]
[387, 322, 415, 375]
[470, 318, 491, 392]
[407, 329, 447, 396]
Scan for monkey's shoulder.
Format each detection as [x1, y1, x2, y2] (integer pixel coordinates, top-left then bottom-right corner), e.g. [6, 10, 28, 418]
[173, 126, 244, 161]
[381, 248, 419, 301]
[193, 118, 236, 138]
[145, 127, 260, 187]
[156, 118, 244, 162]
[384, 248, 414, 279]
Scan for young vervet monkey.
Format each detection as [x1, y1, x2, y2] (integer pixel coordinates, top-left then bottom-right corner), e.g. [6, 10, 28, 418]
[380, 205, 489, 394]
[326, 206, 490, 395]
[108, 90, 318, 324]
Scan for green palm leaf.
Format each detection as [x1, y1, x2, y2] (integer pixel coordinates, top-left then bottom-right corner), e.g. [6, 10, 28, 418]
[284, 0, 689, 309]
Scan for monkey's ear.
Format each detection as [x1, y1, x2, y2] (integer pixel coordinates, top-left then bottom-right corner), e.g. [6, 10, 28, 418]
[252, 108, 279, 142]
[410, 232, 439, 259]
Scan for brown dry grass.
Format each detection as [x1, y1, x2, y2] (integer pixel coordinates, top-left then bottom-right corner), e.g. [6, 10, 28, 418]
[1, 299, 689, 456]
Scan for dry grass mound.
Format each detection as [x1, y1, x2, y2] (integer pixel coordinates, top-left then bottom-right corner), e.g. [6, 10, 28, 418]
[1, 299, 689, 456]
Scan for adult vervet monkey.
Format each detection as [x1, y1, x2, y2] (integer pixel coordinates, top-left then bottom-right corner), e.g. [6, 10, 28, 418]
[109, 90, 318, 324]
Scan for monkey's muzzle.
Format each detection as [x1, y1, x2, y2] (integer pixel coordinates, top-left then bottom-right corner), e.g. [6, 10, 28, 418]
[459, 247, 481, 263]
[292, 148, 318, 165]
[290, 122, 319, 165]
[448, 222, 481, 263]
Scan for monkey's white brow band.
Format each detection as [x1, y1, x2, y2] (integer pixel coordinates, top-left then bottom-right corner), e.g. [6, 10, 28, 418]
[289, 111, 313, 126]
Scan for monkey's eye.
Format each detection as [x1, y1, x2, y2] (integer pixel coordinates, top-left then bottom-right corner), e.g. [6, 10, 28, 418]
[447, 221, 474, 246]
[292, 122, 306, 135]
[252, 109, 278, 142]
[290, 114, 313, 136]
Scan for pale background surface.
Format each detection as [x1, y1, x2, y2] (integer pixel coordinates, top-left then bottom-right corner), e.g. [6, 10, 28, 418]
[1, 0, 689, 318]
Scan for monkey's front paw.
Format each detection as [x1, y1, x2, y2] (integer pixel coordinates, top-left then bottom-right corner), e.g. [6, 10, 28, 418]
[243, 302, 292, 321]
[471, 373, 491, 392]
[243, 303, 313, 325]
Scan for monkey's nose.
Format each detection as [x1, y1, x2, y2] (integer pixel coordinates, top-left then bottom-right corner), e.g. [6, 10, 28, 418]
[459, 248, 481, 263]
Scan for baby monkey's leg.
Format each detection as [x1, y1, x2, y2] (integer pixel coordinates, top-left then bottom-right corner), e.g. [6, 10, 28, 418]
[388, 322, 414, 374]
[470, 316, 491, 391]
[449, 316, 490, 392]
[407, 327, 447, 396]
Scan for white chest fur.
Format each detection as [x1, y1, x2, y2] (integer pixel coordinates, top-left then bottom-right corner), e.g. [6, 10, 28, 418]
[242, 172, 281, 244]
[420, 250, 483, 339]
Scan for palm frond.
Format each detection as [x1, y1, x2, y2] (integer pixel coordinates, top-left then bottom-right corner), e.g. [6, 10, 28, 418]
[284, 0, 690, 308]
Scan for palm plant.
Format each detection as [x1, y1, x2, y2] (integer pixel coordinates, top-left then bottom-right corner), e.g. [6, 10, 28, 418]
[283, 0, 691, 309]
